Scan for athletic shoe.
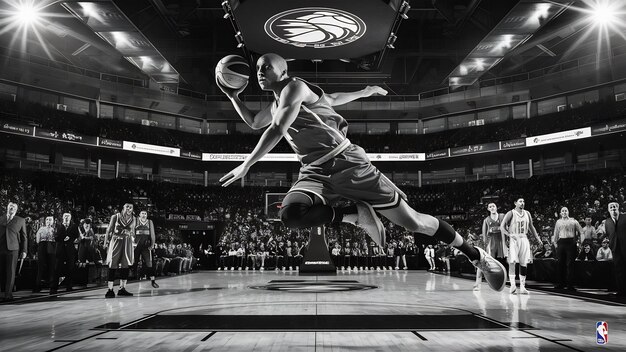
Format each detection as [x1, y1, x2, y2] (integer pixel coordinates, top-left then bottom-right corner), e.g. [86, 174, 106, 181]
[105, 289, 115, 298]
[510, 286, 517, 294]
[471, 247, 507, 292]
[395, 267, 400, 270]
[473, 283, 480, 291]
[519, 286, 529, 294]
[352, 203, 386, 247]
[217, 267, 222, 271]
[151, 281, 159, 288]
[118, 288, 133, 297]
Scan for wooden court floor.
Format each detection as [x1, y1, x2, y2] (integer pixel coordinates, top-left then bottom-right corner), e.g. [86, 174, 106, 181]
[1, 270, 624, 351]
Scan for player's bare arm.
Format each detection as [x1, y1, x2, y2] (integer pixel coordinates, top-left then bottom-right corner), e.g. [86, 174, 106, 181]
[500, 211, 513, 238]
[216, 74, 272, 130]
[528, 213, 541, 244]
[220, 80, 307, 187]
[104, 214, 115, 248]
[481, 218, 488, 245]
[324, 86, 387, 106]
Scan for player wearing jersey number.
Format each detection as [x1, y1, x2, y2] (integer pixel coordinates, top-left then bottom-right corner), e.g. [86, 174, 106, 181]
[500, 198, 542, 294]
[217, 53, 507, 291]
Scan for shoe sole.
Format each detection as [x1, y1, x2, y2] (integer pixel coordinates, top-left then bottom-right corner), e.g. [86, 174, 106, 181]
[359, 202, 386, 246]
[491, 258, 507, 292]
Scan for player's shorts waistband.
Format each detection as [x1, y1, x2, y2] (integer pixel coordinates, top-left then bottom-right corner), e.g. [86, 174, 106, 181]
[510, 233, 527, 237]
[307, 139, 351, 167]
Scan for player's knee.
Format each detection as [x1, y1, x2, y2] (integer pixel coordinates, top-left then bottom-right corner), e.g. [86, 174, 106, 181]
[279, 203, 310, 228]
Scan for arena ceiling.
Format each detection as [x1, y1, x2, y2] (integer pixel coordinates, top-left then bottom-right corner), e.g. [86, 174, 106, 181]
[0, 0, 624, 95]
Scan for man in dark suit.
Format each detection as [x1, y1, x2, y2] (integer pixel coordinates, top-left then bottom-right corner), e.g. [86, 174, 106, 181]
[50, 212, 79, 294]
[0, 202, 27, 302]
[605, 202, 626, 296]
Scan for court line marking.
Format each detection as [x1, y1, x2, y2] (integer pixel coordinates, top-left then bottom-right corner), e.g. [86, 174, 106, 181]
[475, 314, 585, 352]
[201, 332, 217, 341]
[411, 331, 428, 341]
[46, 331, 109, 352]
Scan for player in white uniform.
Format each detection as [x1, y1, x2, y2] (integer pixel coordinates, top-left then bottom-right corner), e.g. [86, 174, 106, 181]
[500, 198, 542, 294]
[217, 53, 507, 291]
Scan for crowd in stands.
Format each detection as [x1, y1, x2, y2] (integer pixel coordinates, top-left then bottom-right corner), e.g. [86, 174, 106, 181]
[1, 166, 623, 290]
[2, 97, 625, 153]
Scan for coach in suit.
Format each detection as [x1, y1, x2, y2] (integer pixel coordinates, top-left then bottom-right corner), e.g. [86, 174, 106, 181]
[606, 202, 626, 296]
[50, 213, 79, 294]
[0, 202, 27, 302]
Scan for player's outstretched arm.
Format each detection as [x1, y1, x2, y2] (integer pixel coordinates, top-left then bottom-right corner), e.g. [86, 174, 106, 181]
[325, 85, 387, 106]
[220, 80, 306, 187]
[215, 75, 272, 130]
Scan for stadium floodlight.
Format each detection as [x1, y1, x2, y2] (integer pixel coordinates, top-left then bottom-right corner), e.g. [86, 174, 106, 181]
[14, 2, 40, 25]
[474, 59, 485, 71]
[590, 1, 617, 25]
[533, 3, 551, 20]
[499, 34, 513, 49]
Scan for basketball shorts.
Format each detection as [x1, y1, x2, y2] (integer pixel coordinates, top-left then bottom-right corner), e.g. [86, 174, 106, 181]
[290, 144, 407, 210]
[106, 234, 135, 269]
[134, 245, 153, 267]
[508, 234, 532, 265]
[487, 232, 506, 258]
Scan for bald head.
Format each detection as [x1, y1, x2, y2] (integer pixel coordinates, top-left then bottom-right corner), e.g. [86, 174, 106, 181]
[256, 53, 290, 91]
[258, 53, 287, 73]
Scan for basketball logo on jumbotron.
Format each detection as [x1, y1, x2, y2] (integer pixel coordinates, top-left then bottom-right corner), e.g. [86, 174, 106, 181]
[264, 8, 366, 48]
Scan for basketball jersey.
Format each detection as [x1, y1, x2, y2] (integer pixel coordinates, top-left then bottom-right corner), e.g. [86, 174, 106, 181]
[135, 219, 151, 247]
[274, 78, 349, 165]
[485, 214, 503, 234]
[114, 213, 135, 236]
[508, 210, 529, 235]
[135, 220, 150, 236]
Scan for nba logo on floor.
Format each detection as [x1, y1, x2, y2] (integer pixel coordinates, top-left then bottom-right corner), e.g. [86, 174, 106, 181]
[596, 321, 608, 345]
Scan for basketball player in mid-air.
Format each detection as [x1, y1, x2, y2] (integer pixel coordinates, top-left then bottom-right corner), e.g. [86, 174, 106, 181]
[217, 53, 507, 291]
[500, 198, 542, 294]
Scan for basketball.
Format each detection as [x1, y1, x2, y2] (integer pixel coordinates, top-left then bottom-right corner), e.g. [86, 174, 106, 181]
[215, 55, 250, 90]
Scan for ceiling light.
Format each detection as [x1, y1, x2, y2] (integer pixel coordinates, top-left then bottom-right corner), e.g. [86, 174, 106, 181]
[13, 2, 40, 25]
[590, 2, 616, 25]
[387, 33, 397, 49]
[400, 1, 410, 20]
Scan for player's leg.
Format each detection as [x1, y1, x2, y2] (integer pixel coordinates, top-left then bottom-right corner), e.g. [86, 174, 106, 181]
[508, 238, 518, 293]
[144, 247, 158, 288]
[518, 237, 531, 294]
[378, 199, 506, 291]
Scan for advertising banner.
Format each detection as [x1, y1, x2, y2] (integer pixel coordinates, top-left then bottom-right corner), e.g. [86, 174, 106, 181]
[123, 141, 180, 157]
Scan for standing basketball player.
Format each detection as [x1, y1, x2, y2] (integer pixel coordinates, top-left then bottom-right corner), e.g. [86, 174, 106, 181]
[475, 203, 507, 290]
[104, 203, 136, 298]
[134, 210, 159, 288]
[217, 53, 506, 291]
[500, 198, 542, 294]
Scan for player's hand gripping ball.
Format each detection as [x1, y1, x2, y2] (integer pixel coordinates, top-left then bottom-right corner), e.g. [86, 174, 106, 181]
[215, 55, 250, 90]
